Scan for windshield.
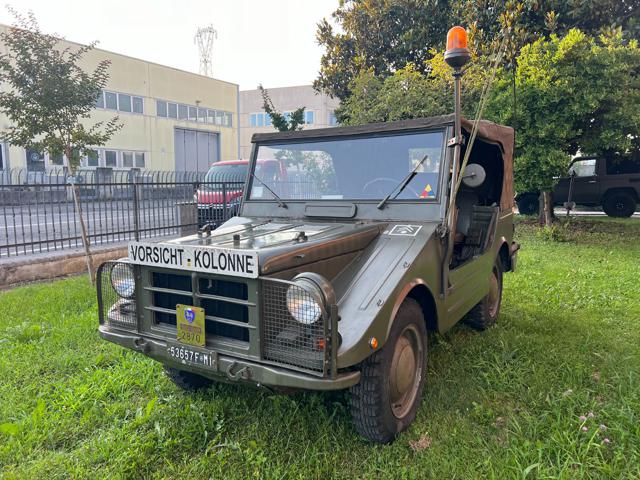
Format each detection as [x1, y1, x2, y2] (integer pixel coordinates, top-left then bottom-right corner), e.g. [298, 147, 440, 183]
[249, 130, 445, 201]
[203, 164, 248, 191]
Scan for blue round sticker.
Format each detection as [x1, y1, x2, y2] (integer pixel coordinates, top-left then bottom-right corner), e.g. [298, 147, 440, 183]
[184, 308, 196, 323]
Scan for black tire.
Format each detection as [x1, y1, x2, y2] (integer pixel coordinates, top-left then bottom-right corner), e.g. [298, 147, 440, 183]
[602, 192, 636, 218]
[464, 261, 503, 331]
[517, 194, 539, 215]
[349, 298, 427, 444]
[164, 366, 214, 391]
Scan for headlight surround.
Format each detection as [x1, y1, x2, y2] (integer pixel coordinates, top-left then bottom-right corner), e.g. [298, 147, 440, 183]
[285, 273, 335, 325]
[110, 262, 135, 298]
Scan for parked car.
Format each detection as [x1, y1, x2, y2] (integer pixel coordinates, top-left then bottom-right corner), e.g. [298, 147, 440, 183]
[516, 153, 640, 217]
[197, 159, 286, 227]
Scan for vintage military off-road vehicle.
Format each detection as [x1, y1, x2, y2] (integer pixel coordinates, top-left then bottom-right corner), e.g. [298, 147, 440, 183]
[97, 27, 519, 443]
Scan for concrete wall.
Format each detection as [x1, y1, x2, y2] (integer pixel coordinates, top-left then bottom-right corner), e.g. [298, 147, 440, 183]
[239, 85, 340, 158]
[0, 24, 239, 172]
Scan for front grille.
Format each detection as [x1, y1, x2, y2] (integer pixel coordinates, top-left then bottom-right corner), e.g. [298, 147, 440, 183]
[97, 261, 137, 331]
[148, 271, 251, 344]
[261, 279, 327, 373]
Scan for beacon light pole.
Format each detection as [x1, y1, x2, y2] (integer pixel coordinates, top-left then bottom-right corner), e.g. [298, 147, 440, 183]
[441, 26, 471, 298]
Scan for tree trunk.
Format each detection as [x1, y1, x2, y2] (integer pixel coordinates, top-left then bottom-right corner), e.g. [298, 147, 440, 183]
[538, 191, 554, 227]
[72, 182, 95, 284]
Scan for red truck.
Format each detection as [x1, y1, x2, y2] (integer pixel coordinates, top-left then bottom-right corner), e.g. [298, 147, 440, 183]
[197, 159, 286, 226]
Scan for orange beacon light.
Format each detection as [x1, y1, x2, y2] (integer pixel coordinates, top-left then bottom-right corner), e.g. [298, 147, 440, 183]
[444, 26, 471, 69]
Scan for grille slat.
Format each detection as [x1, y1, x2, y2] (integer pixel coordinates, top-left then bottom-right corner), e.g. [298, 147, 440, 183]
[149, 270, 251, 344]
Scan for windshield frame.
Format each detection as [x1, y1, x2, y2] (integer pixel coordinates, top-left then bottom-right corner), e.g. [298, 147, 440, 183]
[244, 128, 448, 205]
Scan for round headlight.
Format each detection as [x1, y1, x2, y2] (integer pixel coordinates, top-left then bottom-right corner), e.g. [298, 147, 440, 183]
[286, 283, 322, 325]
[111, 262, 135, 298]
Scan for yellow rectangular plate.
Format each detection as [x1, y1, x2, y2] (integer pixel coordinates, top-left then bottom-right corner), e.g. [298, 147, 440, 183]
[176, 304, 205, 347]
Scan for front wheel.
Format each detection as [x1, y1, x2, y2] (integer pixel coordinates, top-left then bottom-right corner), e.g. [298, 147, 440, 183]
[349, 298, 427, 443]
[464, 261, 503, 330]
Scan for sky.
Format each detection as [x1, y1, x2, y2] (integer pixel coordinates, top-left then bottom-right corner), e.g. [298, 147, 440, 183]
[0, 0, 340, 90]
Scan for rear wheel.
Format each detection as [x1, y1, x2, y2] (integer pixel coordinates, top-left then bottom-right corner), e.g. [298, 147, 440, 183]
[164, 366, 214, 391]
[517, 193, 539, 215]
[349, 298, 427, 443]
[464, 261, 503, 331]
[602, 192, 636, 218]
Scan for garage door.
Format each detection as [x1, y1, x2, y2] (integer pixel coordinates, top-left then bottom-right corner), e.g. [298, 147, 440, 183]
[174, 128, 219, 172]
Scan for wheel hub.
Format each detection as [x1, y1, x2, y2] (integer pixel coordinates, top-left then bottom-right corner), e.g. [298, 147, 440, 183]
[389, 325, 424, 419]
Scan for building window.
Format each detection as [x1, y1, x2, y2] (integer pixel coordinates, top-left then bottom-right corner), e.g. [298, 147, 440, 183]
[122, 152, 134, 168]
[250, 113, 257, 127]
[328, 111, 338, 126]
[132, 96, 144, 114]
[157, 100, 167, 117]
[265, 113, 272, 127]
[305, 110, 314, 125]
[118, 93, 132, 113]
[135, 152, 145, 168]
[104, 91, 118, 110]
[49, 153, 64, 166]
[95, 92, 104, 109]
[188, 106, 197, 122]
[283, 111, 291, 122]
[86, 150, 100, 167]
[168, 103, 178, 119]
[156, 99, 232, 127]
[105, 150, 118, 167]
[178, 104, 188, 120]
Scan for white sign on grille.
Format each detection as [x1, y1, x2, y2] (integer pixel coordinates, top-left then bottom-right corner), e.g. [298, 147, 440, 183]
[127, 241, 259, 279]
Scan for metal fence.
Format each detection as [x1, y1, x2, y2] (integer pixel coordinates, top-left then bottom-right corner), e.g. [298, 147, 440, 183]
[0, 168, 244, 258]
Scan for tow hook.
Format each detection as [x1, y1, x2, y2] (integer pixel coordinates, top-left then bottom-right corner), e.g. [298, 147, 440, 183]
[226, 362, 251, 381]
[133, 337, 149, 353]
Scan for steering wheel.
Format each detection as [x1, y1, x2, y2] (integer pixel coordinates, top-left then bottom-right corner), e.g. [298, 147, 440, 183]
[362, 177, 420, 198]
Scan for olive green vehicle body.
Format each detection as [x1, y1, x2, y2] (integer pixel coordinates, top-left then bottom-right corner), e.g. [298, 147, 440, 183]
[98, 115, 518, 391]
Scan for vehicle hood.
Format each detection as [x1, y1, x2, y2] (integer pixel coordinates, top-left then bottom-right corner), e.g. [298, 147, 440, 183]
[166, 217, 385, 276]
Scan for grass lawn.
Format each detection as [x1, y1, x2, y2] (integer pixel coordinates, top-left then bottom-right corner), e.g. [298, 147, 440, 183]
[1, 218, 639, 479]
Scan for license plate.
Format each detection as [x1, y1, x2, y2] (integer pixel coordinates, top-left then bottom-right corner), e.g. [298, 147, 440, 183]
[176, 304, 205, 346]
[166, 342, 217, 369]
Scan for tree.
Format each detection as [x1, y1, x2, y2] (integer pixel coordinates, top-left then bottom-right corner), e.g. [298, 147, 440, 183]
[259, 85, 305, 132]
[487, 29, 640, 224]
[315, 0, 453, 100]
[315, 0, 640, 100]
[258, 85, 308, 170]
[0, 10, 121, 282]
[337, 46, 490, 125]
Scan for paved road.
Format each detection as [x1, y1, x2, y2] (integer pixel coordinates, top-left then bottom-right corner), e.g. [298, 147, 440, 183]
[0, 199, 200, 258]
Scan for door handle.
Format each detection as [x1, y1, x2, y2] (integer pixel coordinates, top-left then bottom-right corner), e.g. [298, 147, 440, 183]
[588, 180, 596, 183]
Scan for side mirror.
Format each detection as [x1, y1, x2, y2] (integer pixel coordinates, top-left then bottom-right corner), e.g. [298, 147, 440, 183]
[461, 163, 486, 188]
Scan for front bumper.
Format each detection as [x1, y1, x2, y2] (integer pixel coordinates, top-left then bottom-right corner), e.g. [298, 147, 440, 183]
[99, 326, 360, 391]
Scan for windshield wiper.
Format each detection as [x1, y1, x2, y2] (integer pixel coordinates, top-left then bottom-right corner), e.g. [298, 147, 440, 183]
[250, 173, 288, 209]
[377, 154, 430, 210]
